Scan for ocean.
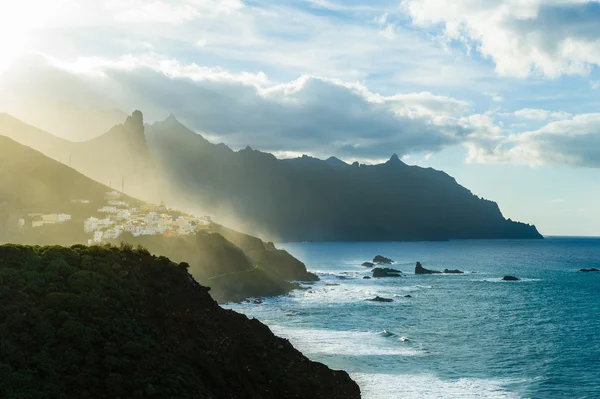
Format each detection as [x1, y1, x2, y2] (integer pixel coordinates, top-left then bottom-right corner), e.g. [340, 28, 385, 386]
[226, 237, 600, 399]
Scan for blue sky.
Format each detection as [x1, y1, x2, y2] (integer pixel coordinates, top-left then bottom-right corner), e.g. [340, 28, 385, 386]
[1, 0, 600, 235]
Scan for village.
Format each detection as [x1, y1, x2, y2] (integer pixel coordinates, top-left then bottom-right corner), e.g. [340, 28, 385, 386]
[22, 191, 212, 245]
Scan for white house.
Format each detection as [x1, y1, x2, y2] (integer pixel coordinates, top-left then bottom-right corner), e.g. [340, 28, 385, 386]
[116, 210, 131, 220]
[103, 228, 122, 240]
[93, 231, 104, 242]
[58, 214, 72, 223]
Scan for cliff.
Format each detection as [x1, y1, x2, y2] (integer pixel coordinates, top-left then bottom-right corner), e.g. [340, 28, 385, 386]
[0, 244, 360, 398]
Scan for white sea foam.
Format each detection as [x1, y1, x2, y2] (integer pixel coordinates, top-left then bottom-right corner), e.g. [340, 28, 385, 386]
[351, 373, 525, 399]
[268, 327, 423, 357]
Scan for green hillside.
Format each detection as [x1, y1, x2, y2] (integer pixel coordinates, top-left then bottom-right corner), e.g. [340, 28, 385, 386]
[0, 244, 359, 399]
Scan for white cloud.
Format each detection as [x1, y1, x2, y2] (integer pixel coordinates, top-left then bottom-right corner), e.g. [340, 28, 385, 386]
[468, 113, 600, 168]
[0, 54, 498, 160]
[106, 0, 245, 23]
[513, 108, 572, 121]
[401, 0, 600, 78]
[484, 92, 504, 102]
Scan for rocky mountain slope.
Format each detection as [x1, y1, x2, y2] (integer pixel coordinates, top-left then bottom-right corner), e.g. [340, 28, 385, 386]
[146, 115, 542, 241]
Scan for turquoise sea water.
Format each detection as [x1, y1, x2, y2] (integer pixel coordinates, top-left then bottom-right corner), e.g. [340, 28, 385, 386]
[226, 238, 600, 398]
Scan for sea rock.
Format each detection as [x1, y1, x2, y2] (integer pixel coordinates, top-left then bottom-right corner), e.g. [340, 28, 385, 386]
[366, 296, 394, 303]
[579, 268, 600, 272]
[404, 295, 412, 298]
[443, 269, 464, 274]
[372, 268, 402, 278]
[502, 275, 520, 281]
[414, 262, 441, 274]
[361, 262, 375, 267]
[373, 255, 393, 264]
[363, 276, 371, 279]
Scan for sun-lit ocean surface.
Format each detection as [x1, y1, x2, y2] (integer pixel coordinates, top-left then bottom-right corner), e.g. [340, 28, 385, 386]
[226, 237, 600, 398]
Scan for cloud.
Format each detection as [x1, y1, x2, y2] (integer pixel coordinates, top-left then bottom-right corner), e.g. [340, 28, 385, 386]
[401, 0, 600, 78]
[513, 108, 572, 121]
[468, 114, 600, 168]
[0, 54, 496, 161]
[484, 92, 504, 102]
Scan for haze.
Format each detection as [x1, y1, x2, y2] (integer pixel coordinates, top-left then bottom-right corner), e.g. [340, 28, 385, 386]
[1, 0, 600, 236]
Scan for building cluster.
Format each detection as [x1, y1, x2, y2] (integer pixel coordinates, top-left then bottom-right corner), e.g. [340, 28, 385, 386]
[83, 191, 211, 244]
[28, 213, 72, 228]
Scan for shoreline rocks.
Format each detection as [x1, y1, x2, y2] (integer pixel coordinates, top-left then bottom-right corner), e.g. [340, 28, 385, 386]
[366, 296, 394, 303]
[415, 262, 441, 274]
[361, 262, 375, 267]
[443, 269, 464, 274]
[373, 255, 393, 264]
[502, 275, 520, 281]
[372, 268, 402, 278]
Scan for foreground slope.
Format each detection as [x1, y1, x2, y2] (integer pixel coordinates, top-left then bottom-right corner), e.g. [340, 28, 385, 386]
[146, 116, 542, 241]
[0, 244, 360, 399]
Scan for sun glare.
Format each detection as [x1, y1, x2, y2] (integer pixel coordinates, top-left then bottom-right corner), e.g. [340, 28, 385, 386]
[0, 1, 63, 72]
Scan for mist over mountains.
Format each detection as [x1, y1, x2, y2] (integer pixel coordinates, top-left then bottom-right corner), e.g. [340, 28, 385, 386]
[0, 111, 542, 241]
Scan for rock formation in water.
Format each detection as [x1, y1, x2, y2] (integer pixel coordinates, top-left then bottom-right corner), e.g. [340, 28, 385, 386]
[415, 262, 442, 274]
[373, 255, 394, 264]
[372, 267, 403, 278]
[367, 296, 394, 302]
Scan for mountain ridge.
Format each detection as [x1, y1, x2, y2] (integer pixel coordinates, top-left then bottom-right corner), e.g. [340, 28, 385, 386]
[0, 111, 543, 241]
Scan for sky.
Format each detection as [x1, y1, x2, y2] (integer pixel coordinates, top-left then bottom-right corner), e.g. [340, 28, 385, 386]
[0, 0, 599, 236]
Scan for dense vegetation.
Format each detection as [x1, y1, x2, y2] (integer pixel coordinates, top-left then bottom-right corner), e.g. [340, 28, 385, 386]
[0, 244, 360, 399]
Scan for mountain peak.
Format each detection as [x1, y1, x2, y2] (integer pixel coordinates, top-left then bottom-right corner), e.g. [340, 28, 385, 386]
[165, 113, 178, 123]
[326, 156, 349, 168]
[385, 153, 405, 166]
[126, 110, 144, 128]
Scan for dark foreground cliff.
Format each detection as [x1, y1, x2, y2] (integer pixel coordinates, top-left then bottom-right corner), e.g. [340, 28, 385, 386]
[0, 244, 360, 399]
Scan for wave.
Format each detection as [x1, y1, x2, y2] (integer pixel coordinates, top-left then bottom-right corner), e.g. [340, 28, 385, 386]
[351, 373, 525, 399]
[269, 327, 423, 357]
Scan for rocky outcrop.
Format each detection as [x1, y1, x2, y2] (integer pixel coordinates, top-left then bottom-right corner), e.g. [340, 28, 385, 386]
[443, 269, 464, 274]
[372, 267, 402, 278]
[362, 262, 375, 267]
[212, 224, 319, 282]
[579, 268, 600, 272]
[502, 275, 520, 281]
[373, 255, 393, 264]
[363, 276, 371, 279]
[415, 262, 442, 274]
[366, 296, 394, 302]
